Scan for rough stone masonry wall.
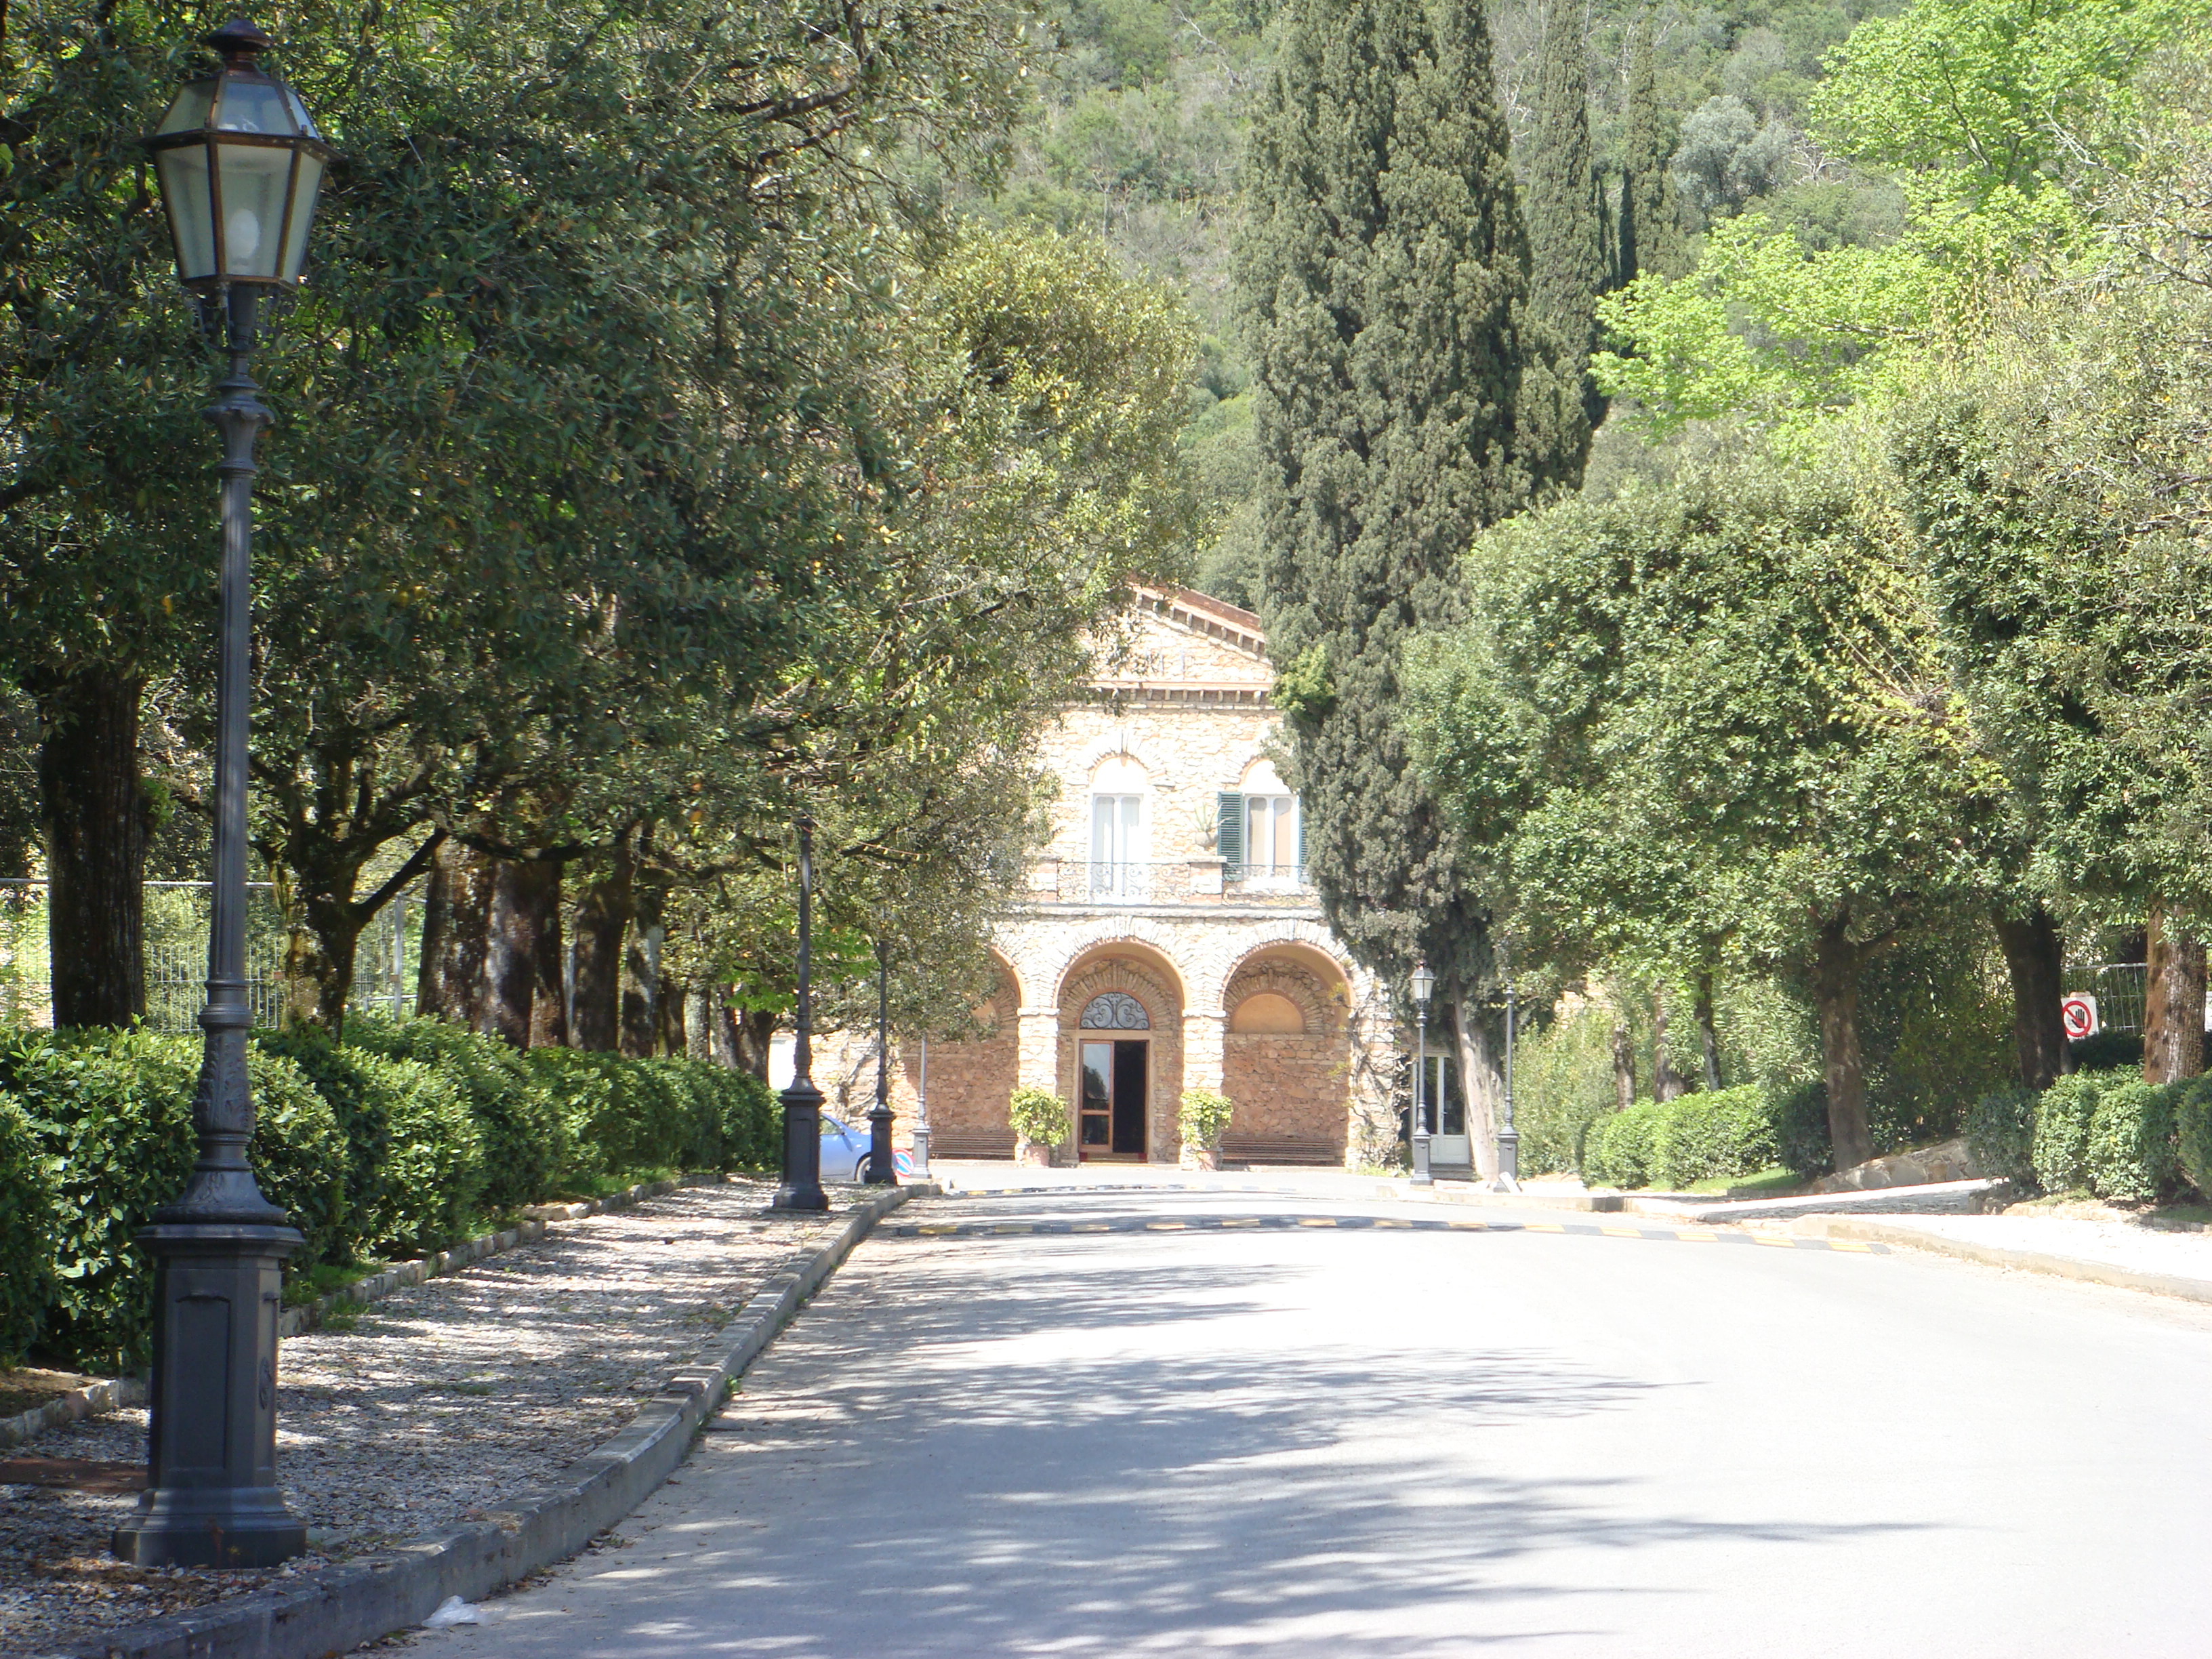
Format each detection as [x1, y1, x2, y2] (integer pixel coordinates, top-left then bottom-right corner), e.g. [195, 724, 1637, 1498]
[1223, 1031, 1351, 1155]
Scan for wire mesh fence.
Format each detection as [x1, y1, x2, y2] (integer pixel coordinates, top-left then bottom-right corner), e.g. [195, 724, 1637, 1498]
[0, 879, 419, 1033]
[2062, 962, 2148, 1034]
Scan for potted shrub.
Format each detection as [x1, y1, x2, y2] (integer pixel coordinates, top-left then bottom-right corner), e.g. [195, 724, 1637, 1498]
[1179, 1088, 1234, 1171]
[1007, 1086, 1068, 1166]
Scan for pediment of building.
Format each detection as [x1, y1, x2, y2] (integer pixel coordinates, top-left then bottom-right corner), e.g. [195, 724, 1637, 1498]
[1090, 587, 1271, 694]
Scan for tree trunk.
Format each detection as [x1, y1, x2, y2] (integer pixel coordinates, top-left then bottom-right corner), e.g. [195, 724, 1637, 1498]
[2144, 904, 2206, 1084]
[417, 837, 493, 1025]
[711, 996, 743, 1069]
[1652, 987, 1689, 1100]
[656, 970, 687, 1058]
[620, 872, 665, 1058]
[38, 669, 147, 1027]
[568, 839, 633, 1051]
[1610, 1006, 1636, 1109]
[482, 857, 564, 1048]
[1994, 904, 2070, 1092]
[1810, 915, 1873, 1172]
[281, 880, 363, 1036]
[1693, 969, 1723, 1091]
[733, 1006, 777, 1080]
[1451, 998, 1501, 1181]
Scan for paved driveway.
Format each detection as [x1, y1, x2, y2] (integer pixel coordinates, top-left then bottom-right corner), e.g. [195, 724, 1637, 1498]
[415, 1184, 2212, 1657]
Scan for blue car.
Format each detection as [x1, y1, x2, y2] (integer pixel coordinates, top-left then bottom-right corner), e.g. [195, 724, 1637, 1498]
[818, 1113, 915, 1181]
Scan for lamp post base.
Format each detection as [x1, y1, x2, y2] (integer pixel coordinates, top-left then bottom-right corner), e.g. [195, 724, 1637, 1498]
[111, 1219, 306, 1569]
[910, 1125, 931, 1179]
[1410, 1131, 1434, 1187]
[863, 1105, 897, 1186]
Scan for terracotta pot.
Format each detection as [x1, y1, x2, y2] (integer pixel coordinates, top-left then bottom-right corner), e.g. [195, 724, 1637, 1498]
[1017, 1141, 1053, 1168]
[1189, 1147, 1221, 1172]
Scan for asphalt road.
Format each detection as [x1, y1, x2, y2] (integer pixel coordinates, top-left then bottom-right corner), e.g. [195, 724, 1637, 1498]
[413, 1183, 2212, 1658]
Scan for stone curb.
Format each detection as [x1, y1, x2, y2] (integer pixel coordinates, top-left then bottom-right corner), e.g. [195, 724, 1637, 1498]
[1, 1176, 715, 1450]
[1790, 1214, 2212, 1306]
[64, 1183, 930, 1659]
[0, 1375, 148, 1452]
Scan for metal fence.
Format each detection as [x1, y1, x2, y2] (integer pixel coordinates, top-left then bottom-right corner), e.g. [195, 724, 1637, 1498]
[2062, 961, 2148, 1035]
[0, 878, 419, 1032]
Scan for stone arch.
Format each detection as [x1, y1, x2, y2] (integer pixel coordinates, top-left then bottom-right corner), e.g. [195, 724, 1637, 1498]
[1073, 728, 1171, 779]
[1213, 934, 1357, 1165]
[1057, 941, 1188, 1163]
[1035, 920, 1195, 1014]
[910, 949, 1024, 1160]
[1200, 922, 1358, 1016]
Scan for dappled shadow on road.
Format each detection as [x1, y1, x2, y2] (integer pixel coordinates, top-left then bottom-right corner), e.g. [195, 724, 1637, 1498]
[454, 1227, 1939, 1659]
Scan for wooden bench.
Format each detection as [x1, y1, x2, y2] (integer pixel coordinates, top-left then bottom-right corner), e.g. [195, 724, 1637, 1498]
[1218, 1135, 1341, 1168]
[927, 1131, 1013, 1160]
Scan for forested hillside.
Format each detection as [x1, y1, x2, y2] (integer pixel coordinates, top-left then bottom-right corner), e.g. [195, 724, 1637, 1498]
[958, 0, 1904, 607]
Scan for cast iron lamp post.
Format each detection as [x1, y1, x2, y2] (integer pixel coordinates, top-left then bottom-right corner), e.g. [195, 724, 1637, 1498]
[911, 1036, 932, 1178]
[1409, 961, 1435, 1187]
[773, 817, 829, 1211]
[862, 925, 898, 1185]
[112, 17, 332, 1571]
[1493, 945, 1521, 1192]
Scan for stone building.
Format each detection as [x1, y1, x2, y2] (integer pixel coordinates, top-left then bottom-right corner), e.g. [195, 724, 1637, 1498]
[804, 587, 1408, 1169]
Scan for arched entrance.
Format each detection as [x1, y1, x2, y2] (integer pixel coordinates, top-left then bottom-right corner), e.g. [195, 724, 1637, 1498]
[1218, 942, 1353, 1164]
[1059, 947, 1185, 1162]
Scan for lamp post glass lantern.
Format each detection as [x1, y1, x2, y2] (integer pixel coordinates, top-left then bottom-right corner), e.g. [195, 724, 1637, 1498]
[112, 16, 331, 1571]
[1409, 962, 1435, 1187]
[864, 934, 898, 1185]
[773, 817, 829, 1212]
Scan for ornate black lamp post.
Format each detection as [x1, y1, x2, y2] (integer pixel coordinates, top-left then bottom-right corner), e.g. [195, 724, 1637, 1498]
[862, 932, 898, 1185]
[1409, 961, 1435, 1187]
[773, 817, 828, 1212]
[1494, 947, 1521, 1191]
[113, 18, 333, 1570]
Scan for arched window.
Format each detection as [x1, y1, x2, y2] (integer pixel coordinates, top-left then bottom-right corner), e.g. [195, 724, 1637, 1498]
[1080, 991, 1151, 1030]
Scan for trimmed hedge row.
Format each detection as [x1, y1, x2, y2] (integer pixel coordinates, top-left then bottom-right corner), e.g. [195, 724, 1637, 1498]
[1958, 1066, 2212, 1207]
[0, 1019, 779, 1372]
[1582, 1086, 1777, 1191]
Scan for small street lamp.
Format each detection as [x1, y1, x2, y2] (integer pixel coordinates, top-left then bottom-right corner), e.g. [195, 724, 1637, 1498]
[1409, 960, 1435, 1187]
[112, 16, 333, 1571]
[863, 929, 897, 1185]
[773, 816, 828, 1211]
[1494, 945, 1521, 1193]
[912, 1036, 932, 1178]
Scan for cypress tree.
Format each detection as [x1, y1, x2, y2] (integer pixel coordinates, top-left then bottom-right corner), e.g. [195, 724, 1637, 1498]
[1522, 0, 1605, 445]
[1621, 12, 1679, 281]
[1238, 0, 1565, 1170]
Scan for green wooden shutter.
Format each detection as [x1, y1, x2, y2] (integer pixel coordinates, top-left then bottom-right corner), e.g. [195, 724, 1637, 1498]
[1216, 792, 1244, 867]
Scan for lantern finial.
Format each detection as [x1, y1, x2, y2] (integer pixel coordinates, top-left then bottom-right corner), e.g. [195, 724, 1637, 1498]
[202, 18, 273, 63]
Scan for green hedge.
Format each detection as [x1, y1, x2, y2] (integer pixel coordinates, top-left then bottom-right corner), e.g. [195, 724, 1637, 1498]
[1584, 1087, 1782, 1191]
[2085, 1079, 2184, 1205]
[1965, 1088, 2039, 1187]
[0, 1018, 780, 1372]
[2030, 1069, 2108, 1193]
[0, 1094, 56, 1365]
[2178, 1077, 2212, 1203]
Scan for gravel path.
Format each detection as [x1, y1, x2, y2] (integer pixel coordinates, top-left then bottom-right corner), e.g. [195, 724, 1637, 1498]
[1870, 1212, 2212, 1281]
[0, 1179, 853, 1658]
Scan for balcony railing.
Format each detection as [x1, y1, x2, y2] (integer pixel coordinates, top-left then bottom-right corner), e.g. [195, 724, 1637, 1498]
[1038, 859, 1313, 907]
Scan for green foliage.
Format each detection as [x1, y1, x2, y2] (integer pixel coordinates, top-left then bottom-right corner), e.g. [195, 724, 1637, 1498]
[1238, 0, 1566, 1011]
[1008, 1087, 1070, 1148]
[2031, 1069, 2109, 1193]
[244, 1048, 352, 1273]
[1651, 1086, 1779, 1189]
[346, 1017, 569, 1212]
[2176, 1077, 2212, 1201]
[1179, 1088, 1234, 1151]
[1965, 1087, 2040, 1187]
[1774, 1081, 1835, 1178]
[0, 1094, 56, 1364]
[2085, 1078, 2183, 1204]
[1583, 1101, 1658, 1189]
[1504, 1000, 1620, 1177]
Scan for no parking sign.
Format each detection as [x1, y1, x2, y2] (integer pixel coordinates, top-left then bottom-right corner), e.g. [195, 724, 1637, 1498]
[2062, 994, 2100, 1041]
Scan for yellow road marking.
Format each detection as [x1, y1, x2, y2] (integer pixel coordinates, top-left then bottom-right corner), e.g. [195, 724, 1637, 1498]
[1601, 1225, 1643, 1238]
[1217, 1217, 1262, 1227]
[1070, 1223, 1111, 1233]
[1146, 1221, 1187, 1231]
[1298, 1217, 1338, 1227]
[1525, 1222, 1564, 1233]
[1372, 1218, 1411, 1227]
[916, 1224, 958, 1235]
[1828, 1240, 1872, 1252]
[1675, 1229, 1719, 1243]
[1751, 1234, 1799, 1248]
